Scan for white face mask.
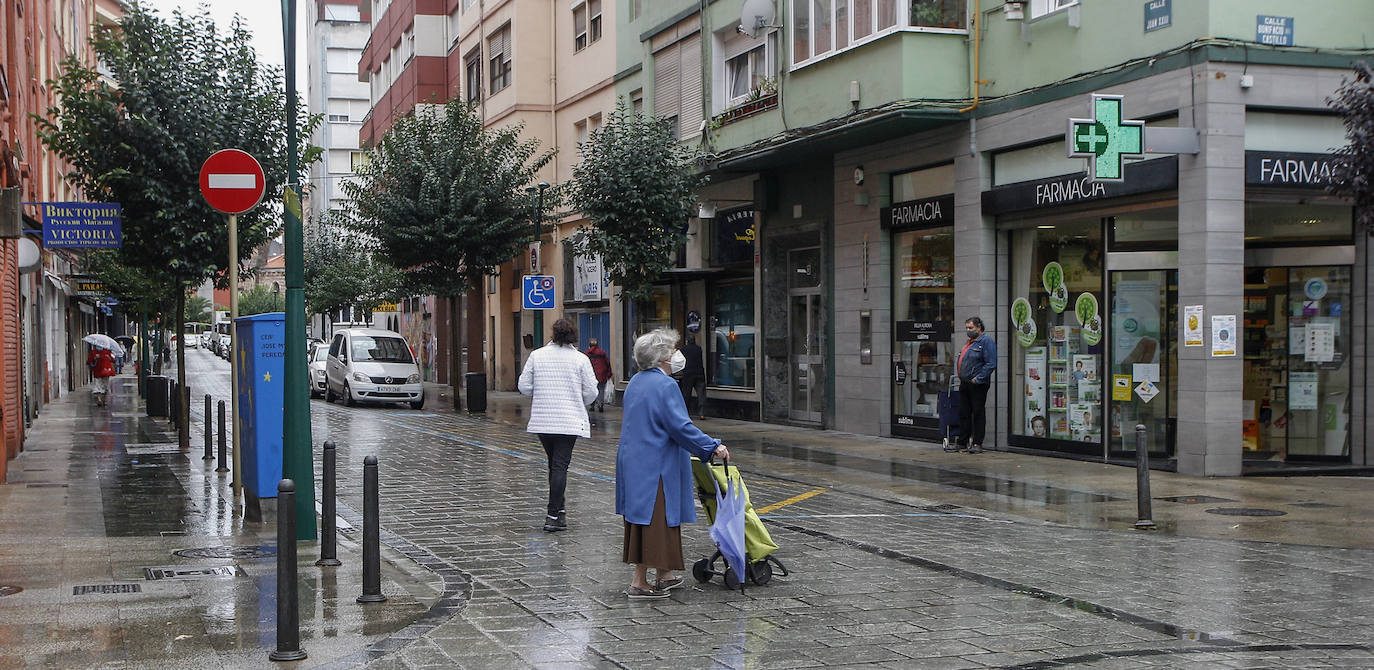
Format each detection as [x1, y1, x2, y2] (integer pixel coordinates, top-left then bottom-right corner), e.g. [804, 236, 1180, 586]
[669, 350, 686, 374]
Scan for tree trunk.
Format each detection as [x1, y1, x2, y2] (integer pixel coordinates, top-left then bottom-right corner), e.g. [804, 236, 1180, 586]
[448, 293, 461, 411]
[175, 289, 188, 450]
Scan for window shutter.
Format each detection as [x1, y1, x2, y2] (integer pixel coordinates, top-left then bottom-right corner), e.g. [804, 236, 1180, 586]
[678, 34, 703, 137]
[653, 46, 680, 121]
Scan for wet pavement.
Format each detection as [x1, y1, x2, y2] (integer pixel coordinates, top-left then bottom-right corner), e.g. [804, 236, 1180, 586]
[0, 359, 432, 668]
[4, 349, 1373, 668]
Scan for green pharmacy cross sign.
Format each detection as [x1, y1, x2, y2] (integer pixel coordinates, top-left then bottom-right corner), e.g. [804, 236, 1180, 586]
[1066, 94, 1144, 183]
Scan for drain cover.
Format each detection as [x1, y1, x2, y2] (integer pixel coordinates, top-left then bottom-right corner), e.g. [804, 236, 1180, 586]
[74, 584, 141, 595]
[1157, 495, 1235, 504]
[173, 546, 276, 560]
[143, 565, 242, 580]
[0, 584, 21, 597]
[1289, 502, 1339, 508]
[1205, 507, 1287, 517]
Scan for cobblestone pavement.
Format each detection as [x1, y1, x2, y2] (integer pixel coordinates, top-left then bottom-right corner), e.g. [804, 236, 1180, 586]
[260, 357, 1374, 669]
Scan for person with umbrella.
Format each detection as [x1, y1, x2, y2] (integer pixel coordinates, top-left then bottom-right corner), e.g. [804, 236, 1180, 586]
[616, 328, 730, 599]
[83, 335, 119, 407]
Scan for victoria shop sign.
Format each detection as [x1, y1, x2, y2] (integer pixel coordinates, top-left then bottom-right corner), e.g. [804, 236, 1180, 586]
[40, 202, 122, 248]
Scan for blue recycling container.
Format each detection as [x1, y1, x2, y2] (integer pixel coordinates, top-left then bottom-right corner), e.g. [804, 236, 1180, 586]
[234, 312, 285, 499]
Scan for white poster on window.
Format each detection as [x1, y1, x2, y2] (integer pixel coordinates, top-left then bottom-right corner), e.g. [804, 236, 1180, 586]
[1024, 347, 1048, 436]
[1304, 321, 1335, 363]
[573, 253, 603, 301]
[1289, 371, 1318, 410]
[1211, 315, 1237, 357]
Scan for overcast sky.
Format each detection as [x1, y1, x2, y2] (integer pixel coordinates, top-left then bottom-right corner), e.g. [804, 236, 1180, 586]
[141, 0, 309, 83]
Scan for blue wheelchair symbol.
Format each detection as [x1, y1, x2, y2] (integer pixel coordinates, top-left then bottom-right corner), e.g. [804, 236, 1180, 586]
[523, 275, 556, 310]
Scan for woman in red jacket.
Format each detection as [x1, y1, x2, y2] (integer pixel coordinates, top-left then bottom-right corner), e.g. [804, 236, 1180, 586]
[87, 346, 116, 407]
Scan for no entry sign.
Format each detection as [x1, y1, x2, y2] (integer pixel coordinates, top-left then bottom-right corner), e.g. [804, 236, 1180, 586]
[199, 149, 265, 214]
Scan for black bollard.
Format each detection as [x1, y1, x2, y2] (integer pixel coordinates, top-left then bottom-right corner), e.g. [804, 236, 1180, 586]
[356, 455, 387, 603]
[1133, 424, 1157, 530]
[202, 394, 213, 460]
[316, 441, 341, 567]
[169, 380, 180, 428]
[269, 479, 307, 662]
[216, 401, 230, 473]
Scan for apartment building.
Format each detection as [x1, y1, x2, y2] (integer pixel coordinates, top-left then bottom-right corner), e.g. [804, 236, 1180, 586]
[612, 0, 1374, 476]
[0, 0, 120, 481]
[355, 0, 619, 391]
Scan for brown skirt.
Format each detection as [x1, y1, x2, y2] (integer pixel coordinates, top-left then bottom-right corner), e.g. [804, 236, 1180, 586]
[622, 481, 683, 571]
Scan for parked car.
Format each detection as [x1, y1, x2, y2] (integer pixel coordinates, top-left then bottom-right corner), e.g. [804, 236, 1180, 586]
[308, 345, 329, 398]
[324, 328, 424, 409]
[217, 334, 232, 359]
[200, 331, 216, 348]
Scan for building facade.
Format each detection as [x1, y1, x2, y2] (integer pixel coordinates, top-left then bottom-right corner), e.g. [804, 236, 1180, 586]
[608, 0, 1373, 475]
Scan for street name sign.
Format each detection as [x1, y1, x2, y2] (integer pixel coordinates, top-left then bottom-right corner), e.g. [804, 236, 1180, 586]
[199, 149, 266, 214]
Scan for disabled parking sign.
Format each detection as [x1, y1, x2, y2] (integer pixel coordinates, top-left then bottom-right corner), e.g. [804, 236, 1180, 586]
[522, 275, 556, 310]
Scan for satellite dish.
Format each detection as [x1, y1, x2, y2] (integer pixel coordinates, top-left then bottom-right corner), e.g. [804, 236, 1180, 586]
[739, 0, 775, 38]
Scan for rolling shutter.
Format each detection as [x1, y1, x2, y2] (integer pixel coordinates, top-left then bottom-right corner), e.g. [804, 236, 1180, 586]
[653, 45, 681, 121]
[677, 34, 702, 137]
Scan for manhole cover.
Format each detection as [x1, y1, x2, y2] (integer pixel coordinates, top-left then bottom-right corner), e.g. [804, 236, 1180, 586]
[74, 584, 141, 595]
[143, 565, 242, 580]
[0, 584, 21, 597]
[1289, 502, 1339, 508]
[173, 546, 276, 560]
[1205, 507, 1287, 517]
[1157, 495, 1235, 504]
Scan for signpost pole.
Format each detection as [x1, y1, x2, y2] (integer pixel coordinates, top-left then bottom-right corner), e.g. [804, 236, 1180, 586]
[281, 0, 316, 541]
[229, 213, 242, 505]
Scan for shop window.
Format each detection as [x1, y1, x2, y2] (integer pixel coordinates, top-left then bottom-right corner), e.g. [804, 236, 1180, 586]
[1244, 202, 1352, 246]
[1242, 266, 1351, 461]
[1108, 206, 1178, 251]
[709, 280, 755, 389]
[892, 226, 954, 427]
[1010, 219, 1105, 447]
[626, 286, 674, 372]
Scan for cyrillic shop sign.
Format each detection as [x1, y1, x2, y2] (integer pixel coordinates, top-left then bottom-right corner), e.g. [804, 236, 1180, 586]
[41, 202, 122, 248]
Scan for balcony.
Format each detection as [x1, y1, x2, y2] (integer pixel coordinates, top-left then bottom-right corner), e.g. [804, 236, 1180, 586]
[711, 82, 778, 129]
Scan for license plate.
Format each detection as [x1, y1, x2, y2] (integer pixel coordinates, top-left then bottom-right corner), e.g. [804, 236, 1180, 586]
[379, 385, 402, 393]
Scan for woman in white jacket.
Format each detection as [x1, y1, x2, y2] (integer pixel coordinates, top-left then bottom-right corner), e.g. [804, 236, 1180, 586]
[519, 318, 600, 532]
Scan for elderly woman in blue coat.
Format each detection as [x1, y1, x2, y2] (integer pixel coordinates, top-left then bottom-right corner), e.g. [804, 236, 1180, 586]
[616, 328, 730, 599]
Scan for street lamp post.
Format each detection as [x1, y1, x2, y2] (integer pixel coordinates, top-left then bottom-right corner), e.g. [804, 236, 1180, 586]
[525, 182, 549, 344]
[281, 0, 315, 541]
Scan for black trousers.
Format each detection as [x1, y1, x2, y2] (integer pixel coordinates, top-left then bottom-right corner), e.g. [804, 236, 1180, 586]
[679, 375, 706, 415]
[957, 380, 990, 447]
[537, 434, 577, 517]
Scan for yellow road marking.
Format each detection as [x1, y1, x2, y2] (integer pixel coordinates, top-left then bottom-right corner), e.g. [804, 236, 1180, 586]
[755, 488, 826, 515]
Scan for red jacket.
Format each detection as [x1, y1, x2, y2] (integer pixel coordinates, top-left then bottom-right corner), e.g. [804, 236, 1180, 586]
[89, 349, 116, 378]
[584, 345, 613, 383]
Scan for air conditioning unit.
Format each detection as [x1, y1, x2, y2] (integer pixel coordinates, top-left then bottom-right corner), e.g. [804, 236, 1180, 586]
[0, 186, 20, 238]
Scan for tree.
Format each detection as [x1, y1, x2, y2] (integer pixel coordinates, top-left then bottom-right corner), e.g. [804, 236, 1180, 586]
[341, 98, 555, 403]
[569, 99, 706, 304]
[239, 285, 286, 316]
[184, 295, 212, 324]
[37, 2, 319, 447]
[1329, 60, 1374, 233]
[304, 218, 403, 330]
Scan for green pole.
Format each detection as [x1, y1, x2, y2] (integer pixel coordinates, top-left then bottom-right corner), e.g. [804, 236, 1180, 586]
[282, 0, 316, 541]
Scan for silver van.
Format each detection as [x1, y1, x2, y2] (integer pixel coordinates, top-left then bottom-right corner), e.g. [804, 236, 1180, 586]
[324, 328, 424, 409]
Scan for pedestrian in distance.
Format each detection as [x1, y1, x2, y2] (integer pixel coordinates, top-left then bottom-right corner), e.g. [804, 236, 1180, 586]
[677, 334, 707, 419]
[616, 328, 730, 599]
[956, 316, 997, 454]
[584, 338, 613, 413]
[87, 345, 116, 407]
[114, 343, 126, 375]
[518, 318, 599, 532]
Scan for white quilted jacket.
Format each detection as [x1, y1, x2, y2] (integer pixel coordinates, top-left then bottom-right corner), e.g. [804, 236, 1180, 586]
[518, 342, 600, 437]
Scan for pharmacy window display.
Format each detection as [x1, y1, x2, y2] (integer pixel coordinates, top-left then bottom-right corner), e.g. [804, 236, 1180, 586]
[891, 226, 955, 435]
[1009, 220, 1105, 451]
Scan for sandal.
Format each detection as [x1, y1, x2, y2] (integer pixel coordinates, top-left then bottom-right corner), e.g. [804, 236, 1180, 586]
[627, 585, 669, 600]
[655, 576, 686, 591]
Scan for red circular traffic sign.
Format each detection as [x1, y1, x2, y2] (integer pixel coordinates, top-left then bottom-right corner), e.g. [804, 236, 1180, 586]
[199, 149, 265, 214]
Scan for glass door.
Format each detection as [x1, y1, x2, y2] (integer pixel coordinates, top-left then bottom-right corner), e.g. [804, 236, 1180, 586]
[788, 247, 824, 423]
[1107, 270, 1177, 457]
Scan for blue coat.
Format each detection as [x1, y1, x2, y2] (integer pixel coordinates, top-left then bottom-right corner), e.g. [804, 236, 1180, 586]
[615, 367, 721, 527]
[958, 332, 997, 384]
